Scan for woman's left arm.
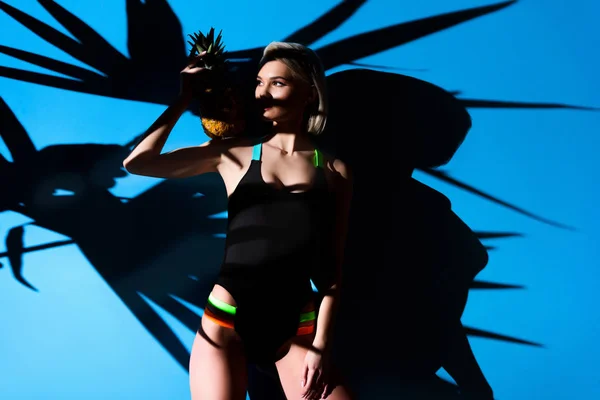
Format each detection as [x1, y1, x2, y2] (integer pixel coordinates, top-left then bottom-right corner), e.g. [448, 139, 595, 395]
[313, 158, 353, 352]
[301, 158, 352, 398]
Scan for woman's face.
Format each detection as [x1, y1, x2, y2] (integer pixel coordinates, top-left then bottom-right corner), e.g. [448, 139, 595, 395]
[255, 60, 314, 125]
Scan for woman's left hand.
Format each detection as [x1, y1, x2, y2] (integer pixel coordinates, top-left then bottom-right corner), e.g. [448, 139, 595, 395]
[300, 346, 332, 399]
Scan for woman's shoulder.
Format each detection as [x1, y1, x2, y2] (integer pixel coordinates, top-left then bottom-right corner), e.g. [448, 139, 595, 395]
[317, 148, 350, 180]
[211, 134, 262, 151]
[209, 134, 270, 166]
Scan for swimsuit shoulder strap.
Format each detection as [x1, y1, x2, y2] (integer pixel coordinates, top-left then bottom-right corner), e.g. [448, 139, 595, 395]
[313, 148, 324, 168]
[252, 141, 262, 161]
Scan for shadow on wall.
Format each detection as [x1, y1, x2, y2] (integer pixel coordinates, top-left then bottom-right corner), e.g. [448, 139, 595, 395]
[247, 68, 543, 400]
[0, 0, 585, 227]
[323, 69, 497, 399]
[2, 0, 593, 399]
[1, 95, 229, 368]
[4, 0, 591, 117]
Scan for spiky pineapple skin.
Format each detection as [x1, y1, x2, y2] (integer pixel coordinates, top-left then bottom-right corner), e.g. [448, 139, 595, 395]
[201, 117, 245, 138]
[187, 27, 244, 139]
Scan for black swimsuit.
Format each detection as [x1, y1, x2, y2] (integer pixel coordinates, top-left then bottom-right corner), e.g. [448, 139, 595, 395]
[203, 138, 336, 364]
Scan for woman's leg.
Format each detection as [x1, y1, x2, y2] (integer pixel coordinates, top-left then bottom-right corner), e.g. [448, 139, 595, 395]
[189, 288, 248, 400]
[274, 333, 354, 400]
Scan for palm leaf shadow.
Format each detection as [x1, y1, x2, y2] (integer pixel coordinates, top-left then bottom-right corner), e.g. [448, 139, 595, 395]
[0, 96, 230, 370]
[0, 0, 366, 106]
[422, 169, 575, 230]
[459, 97, 600, 111]
[5, 226, 37, 291]
[315, 1, 517, 69]
[204, 0, 368, 59]
[285, 0, 367, 46]
[465, 326, 543, 347]
[475, 231, 523, 239]
[476, 230, 524, 253]
[0, 0, 127, 72]
[0, 0, 184, 103]
[0, 96, 35, 210]
[2, 0, 582, 118]
[470, 280, 524, 289]
[0, 94, 36, 159]
[1, 0, 595, 123]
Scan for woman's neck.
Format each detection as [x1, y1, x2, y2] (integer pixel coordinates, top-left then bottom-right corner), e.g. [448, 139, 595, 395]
[265, 132, 313, 155]
[266, 119, 311, 154]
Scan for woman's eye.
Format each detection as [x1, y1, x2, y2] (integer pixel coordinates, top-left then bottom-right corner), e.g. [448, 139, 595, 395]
[273, 81, 285, 87]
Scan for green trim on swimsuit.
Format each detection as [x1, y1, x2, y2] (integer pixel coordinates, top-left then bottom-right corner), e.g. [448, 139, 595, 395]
[299, 310, 316, 322]
[208, 294, 237, 315]
[313, 149, 323, 168]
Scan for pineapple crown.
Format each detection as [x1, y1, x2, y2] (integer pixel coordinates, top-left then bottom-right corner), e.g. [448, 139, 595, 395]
[187, 27, 227, 70]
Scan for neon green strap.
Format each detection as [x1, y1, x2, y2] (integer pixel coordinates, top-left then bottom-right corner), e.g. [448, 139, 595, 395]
[313, 149, 323, 168]
[299, 310, 316, 322]
[208, 294, 237, 315]
[208, 294, 315, 321]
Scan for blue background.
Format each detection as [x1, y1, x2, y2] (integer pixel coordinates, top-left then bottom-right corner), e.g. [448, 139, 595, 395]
[1, 0, 598, 399]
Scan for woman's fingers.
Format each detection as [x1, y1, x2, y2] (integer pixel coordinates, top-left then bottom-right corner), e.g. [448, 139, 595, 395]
[187, 51, 207, 65]
[320, 383, 330, 399]
[182, 66, 205, 74]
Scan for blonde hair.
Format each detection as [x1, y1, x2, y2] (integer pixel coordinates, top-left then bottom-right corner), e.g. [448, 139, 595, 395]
[259, 42, 328, 135]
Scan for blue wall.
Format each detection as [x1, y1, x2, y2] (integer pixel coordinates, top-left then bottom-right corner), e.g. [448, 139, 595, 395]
[1, 0, 598, 399]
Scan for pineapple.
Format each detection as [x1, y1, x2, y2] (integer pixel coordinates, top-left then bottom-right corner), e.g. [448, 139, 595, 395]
[187, 28, 246, 139]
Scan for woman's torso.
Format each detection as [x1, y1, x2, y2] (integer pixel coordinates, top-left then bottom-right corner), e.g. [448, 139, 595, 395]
[213, 136, 336, 308]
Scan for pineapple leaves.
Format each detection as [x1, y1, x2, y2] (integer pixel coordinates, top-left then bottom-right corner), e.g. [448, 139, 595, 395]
[187, 27, 226, 61]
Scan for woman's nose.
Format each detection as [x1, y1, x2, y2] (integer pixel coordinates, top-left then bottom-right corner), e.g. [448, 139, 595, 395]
[256, 85, 271, 99]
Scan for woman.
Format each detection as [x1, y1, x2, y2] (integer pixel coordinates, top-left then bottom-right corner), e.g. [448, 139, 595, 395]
[123, 42, 353, 400]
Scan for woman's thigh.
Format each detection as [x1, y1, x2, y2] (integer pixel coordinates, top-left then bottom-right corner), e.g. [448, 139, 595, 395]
[189, 309, 248, 399]
[274, 334, 354, 400]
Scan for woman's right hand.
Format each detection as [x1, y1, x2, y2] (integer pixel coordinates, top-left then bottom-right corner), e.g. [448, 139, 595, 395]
[180, 51, 211, 99]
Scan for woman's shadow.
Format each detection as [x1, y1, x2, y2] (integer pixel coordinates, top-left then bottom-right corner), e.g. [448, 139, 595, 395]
[248, 69, 494, 399]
